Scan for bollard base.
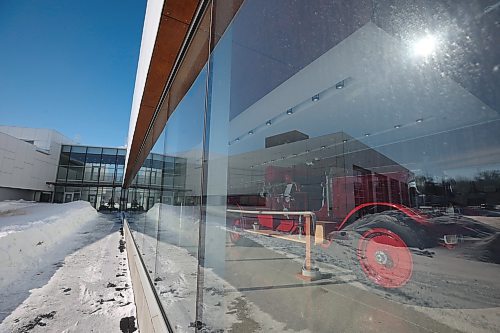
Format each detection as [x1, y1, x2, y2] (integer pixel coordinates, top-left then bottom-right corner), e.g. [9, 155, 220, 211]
[297, 267, 322, 281]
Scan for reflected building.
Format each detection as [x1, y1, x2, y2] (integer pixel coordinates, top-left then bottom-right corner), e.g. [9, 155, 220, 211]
[121, 1, 500, 332]
[51, 145, 187, 211]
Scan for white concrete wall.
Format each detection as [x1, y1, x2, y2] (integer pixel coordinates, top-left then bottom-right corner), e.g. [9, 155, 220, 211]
[0, 127, 74, 197]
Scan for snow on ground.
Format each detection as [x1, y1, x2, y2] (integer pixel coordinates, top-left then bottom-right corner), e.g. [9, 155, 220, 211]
[0, 201, 137, 332]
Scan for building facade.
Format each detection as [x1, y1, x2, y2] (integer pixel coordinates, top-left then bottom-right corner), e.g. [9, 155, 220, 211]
[52, 145, 187, 211]
[124, 1, 500, 332]
[0, 126, 74, 201]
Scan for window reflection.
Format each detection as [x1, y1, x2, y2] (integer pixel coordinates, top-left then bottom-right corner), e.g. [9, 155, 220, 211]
[201, 0, 500, 332]
[125, 0, 499, 332]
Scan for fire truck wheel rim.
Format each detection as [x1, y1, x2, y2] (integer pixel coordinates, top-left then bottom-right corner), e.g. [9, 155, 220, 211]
[357, 228, 413, 288]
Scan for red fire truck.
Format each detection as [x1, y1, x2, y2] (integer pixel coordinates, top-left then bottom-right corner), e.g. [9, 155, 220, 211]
[226, 159, 477, 289]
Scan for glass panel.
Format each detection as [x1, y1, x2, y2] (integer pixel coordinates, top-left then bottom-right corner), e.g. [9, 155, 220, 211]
[103, 148, 118, 155]
[115, 166, 124, 183]
[54, 186, 64, 203]
[84, 165, 101, 182]
[127, 66, 208, 332]
[102, 164, 116, 183]
[62, 145, 71, 153]
[201, 1, 500, 332]
[66, 166, 84, 181]
[70, 146, 86, 154]
[69, 152, 86, 166]
[57, 166, 68, 181]
[101, 153, 117, 165]
[87, 147, 102, 154]
[86, 153, 101, 164]
[59, 151, 70, 165]
[116, 154, 126, 165]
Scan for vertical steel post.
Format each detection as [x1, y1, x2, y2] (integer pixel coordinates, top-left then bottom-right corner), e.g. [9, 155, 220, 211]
[305, 215, 312, 271]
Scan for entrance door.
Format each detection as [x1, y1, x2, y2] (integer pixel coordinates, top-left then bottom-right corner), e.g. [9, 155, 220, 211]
[89, 194, 96, 208]
[64, 192, 73, 203]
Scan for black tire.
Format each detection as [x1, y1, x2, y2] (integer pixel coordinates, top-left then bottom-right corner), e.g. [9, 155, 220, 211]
[346, 212, 431, 249]
[345, 214, 422, 289]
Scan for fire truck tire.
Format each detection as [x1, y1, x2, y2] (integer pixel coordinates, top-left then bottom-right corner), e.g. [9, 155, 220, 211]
[348, 216, 420, 288]
[347, 213, 428, 249]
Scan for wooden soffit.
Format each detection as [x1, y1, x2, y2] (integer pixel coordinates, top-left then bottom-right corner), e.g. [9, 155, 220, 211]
[124, 0, 245, 187]
[124, 0, 201, 187]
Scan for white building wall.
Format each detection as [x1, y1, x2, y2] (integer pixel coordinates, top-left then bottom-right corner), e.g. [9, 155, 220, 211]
[0, 127, 74, 199]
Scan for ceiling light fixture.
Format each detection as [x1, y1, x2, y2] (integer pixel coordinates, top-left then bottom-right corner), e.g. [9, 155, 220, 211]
[336, 80, 345, 89]
[416, 118, 423, 123]
[248, 130, 254, 135]
[266, 120, 272, 126]
[235, 137, 240, 142]
[312, 94, 320, 102]
[365, 133, 370, 137]
[286, 108, 293, 115]
[394, 124, 402, 129]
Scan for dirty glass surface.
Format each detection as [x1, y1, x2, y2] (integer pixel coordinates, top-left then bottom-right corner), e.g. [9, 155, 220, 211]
[199, 0, 500, 332]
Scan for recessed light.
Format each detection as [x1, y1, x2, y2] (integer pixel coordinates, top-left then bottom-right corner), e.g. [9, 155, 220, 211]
[266, 120, 272, 126]
[364, 133, 370, 137]
[312, 94, 320, 102]
[321, 145, 326, 149]
[314, 157, 320, 161]
[305, 149, 310, 153]
[394, 124, 402, 129]
[342, 139, 348, 143]
[286, 108, 293, 115]
[416, 118, 423, 123]
[293, 154, 298, 157]
[336, 81, 344, 89]
[248, 130, 254, 135]
[235, 137, 240, 142]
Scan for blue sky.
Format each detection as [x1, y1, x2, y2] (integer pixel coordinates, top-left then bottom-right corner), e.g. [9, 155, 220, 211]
[0, 0, 146, 147]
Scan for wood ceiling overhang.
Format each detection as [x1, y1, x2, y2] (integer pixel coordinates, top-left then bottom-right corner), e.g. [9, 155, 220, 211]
[124, 0, 244, 188]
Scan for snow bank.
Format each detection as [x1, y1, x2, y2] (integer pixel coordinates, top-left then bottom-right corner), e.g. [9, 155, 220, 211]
[0, 216, 136, 333]
[0, 201, 100, 321]
[0, 199, 37, 214]
[146, 203, 200, 247]
[0, 201, 98, 277]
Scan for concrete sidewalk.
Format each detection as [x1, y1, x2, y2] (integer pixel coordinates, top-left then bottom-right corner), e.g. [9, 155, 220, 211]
[221, 237, 461, 332]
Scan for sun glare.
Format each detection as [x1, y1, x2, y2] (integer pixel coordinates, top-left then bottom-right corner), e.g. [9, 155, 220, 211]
[412, 34, 438, 58]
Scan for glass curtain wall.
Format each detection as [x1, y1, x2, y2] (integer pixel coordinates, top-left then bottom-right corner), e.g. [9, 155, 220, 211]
[54, 145, 182, 211]
[128, 1, 500, 332]
[127, 66, 207, 331]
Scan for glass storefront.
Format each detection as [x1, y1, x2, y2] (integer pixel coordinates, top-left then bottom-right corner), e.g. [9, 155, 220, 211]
[128, 1, 500, 332]
[53, 145, 186, 211]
